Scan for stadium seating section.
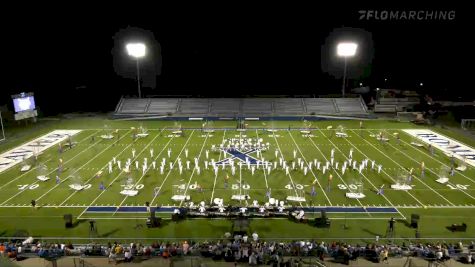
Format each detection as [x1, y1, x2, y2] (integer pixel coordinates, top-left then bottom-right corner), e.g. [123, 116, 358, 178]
[115, 97, 368, 117]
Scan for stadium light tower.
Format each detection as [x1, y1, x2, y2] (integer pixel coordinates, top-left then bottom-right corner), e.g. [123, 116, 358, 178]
[126, 43, 146, 98]
[337, 42, 358, 97]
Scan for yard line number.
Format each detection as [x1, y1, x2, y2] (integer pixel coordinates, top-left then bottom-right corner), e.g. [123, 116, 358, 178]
[446, 184, 470, 190]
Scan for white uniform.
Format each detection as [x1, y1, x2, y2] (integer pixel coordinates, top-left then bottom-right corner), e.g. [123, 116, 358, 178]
[293, 150, 297, 158]
[206, 150, 209, 159]
[132, 149, 136, 158]
[167, 148, 171, 158]
[304, 167, 308, 176]
[185, 149, 188, 158]
[152, 161, 156, 170]
[160, 166, 164, 174]
[150, 148, 154, 158]
[378, 165, 382, 174]
[108, 162, 113, 174]
[117, 160, 121, 170]
[186, 161, 190, 170]
[135, 161, 139, 170]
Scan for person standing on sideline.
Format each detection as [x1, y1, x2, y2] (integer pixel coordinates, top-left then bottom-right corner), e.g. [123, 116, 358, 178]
[421, 161, 425, 178]
[327, 174, 333, 192]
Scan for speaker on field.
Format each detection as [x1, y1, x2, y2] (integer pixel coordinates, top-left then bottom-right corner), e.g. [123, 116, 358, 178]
[64, 214, 73, 228]
[410, 214, 420, 228]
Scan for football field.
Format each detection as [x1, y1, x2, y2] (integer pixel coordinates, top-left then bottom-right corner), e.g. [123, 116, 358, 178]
[0, 119, 474, 241]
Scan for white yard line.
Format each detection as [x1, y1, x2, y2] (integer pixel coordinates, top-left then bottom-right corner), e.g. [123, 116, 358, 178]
[0, 130, 99, 191]
[0, 130, 113, 206]
[271, 132, 316, 207]
[111, 133, 176, 216]
[76, 129, 165, 219]
[150, 130, 196, 206]
[289, 131, 370, 217]
[391, 129, 475, 184]
[314, 129, 406, 219]
[352, 130, 455, 206]
[255, 130, 269, 188]
[209, 130, 227, 204]
[178, 132, 210, 207]
[377, 130, 475, 202]
[59, 129, 167, 206]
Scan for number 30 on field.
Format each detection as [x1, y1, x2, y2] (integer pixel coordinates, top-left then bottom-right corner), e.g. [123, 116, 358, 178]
[446, 184, 469, 190]
[18, 184, 39, 190]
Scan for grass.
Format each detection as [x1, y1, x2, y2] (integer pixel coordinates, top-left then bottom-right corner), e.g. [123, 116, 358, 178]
[0, 118, 474, 242]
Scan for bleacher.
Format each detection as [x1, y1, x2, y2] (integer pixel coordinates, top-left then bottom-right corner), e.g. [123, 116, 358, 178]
[273, 98, 305, 114]
[179, 98, 209, 114]
[334, 98, 367, 114]
[377, 97, 420, 112]
[304, 98, 337, 114]
[118, 99, 149, 114]
[241, 98, 273, 115]
[114, 97, 368, 117]
[210, 98, 240, 115]
[147, 99, 179, 114]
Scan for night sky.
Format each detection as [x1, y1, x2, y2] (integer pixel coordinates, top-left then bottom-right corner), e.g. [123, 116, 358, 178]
[0, 3, 466, 115]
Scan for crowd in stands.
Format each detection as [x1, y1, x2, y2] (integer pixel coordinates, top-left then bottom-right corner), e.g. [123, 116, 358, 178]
[1, 235, 475, 265]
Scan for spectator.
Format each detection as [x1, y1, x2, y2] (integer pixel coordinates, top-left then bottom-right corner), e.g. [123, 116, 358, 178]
[182, 241, 189, 255]
[124, 249, 132, 262]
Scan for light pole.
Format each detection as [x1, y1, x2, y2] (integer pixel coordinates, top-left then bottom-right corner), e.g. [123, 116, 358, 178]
[126, 43, 146, 98]
[337, 42, 358, 97]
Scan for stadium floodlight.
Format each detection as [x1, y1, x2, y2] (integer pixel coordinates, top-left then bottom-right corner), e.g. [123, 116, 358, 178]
[420, 82, 423, 87]
[337, 42, 358, 97]
[126, 43, 146, 98]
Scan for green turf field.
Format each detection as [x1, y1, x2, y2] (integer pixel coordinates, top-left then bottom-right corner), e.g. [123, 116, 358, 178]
[0, 118, 474, 242]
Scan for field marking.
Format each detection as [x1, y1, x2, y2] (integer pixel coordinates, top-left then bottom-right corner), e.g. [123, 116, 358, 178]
[314, 129, 406, 219]
[255, 130, 269, 189]
[58, 129, 166, 206]
[336, 131, 426, 206]
[111, 131, 176, 215]
[209, 130, 228, 204]
[178, 132, 210, 207]
[150, 130, 196, 206]
[0, 130, 110, 206]
[0, 130, 99, 191]
[272, 132, 326, 206]
[377, 130, 475, 202]
[352, 130, 455, 206]
[345, 132, 430, 206]
[287, 131, 333, 206]
[289, 130, 369, 215]
[35, 130, 137, 202]
[77, 129, 166, 219]
[392, 129, 475, 184]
